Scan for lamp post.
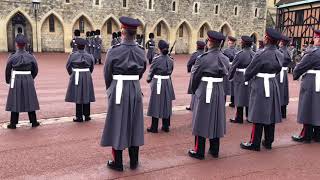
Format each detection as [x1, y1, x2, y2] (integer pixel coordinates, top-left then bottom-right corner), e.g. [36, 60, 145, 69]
[32, 0, 41, 52]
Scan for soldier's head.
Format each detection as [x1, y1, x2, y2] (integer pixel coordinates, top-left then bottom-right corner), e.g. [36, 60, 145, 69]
[149, 33, 155, 39]
[74, 29, 81, 37]
[227, 36, 237, 47]
[314, 30, 320, 46]
[15, 35, 27, 49]
[264, 28, 282, 46]
[241, 36, 253, 48]
[206, 31, 226, 49]
[95, 29, 101, 37]
[90, 31, 95, 37]
[17, 27, 23, 34]
[86, 31, 91, 37]
[279, 35, 290, 47]
[112, 32, 118, 39]
[196, 41, 206, 50]
[158, 40, 169, 55]
[117, 31, 122, 38]
[75, 38, 87, 50]
[119, 16, 141, 41]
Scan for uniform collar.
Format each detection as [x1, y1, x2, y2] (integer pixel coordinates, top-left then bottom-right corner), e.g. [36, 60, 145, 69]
[121, 39, 137, 45]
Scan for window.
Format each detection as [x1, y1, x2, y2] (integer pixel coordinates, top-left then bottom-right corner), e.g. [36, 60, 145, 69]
[148, 0, 154, 10]
[179, 26, 183, 37]
[172, 1, 176, 12]
[215, 5, 219, 15]
[157, 23, 161, 36]
[79, 17, 84, 33]
[295, 10, 304, 25]
[194, 2, 199, 14]
[66, 0, 70, 3]
[200, 26, 204, 38]
[254, 8, 258, 17]
[234, 6, 238, 16]
[107, 20, 112, 34]
[122, 0, 128, 8]
[95, 0, 99, 5]
[49, 15, 55, 32]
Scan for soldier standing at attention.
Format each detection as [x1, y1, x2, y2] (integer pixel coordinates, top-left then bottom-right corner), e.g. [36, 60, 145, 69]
[186, 41, 206, 111]
[101, 16, 147, 171]
[90, 31, 95, 58]
[229, 36, 255, 124]
[223, 36, 238, 107]
[70, 29, 81, 52]
[85, 31, 91, 53]
[65, 38, 95, 123]
[291, 29, 320, 143]
[111, 32, 119, 46]
[146, 40, 175, 133]
[240, 28, 283, 151]
[117, 31, 122, 44]
[5, 36, 40, 129]
[188, 31, 228, 159]
[94, 29, 103, 65]
[277, 35, 291, 119]
[146, 33, 156, 64]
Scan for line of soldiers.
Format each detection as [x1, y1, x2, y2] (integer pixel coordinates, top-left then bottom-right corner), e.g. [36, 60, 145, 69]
[4, 16, 320, 172]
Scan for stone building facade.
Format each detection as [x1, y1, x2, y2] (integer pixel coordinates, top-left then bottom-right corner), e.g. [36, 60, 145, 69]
[0, 0, 267, 53]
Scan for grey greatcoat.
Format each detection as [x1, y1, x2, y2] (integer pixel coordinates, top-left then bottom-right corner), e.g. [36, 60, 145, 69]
[70, 37, 79, 52]
[65, 50, 95, 104]
[5, 50, 40, 112]
[191, 48, 228, 139]
[229, 48, 255, 107]
[223, 47, 238, 95]
[147, 55, 175, 119]
[146, 39, 156, 63]
[277, 46, 291, 106]
[244, 45, 283, 125]
[93, 37, 102, 60]
[293, 47, 320, 126]
[101, 40, 147, 150]
[111, 38, 120, 46]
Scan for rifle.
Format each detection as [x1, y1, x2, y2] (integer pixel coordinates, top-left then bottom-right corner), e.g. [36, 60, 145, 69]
[169, 40, 177, 55]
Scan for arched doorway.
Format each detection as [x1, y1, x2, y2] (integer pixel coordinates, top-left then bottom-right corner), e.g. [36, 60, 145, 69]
[41, 14, 64, 52]
[220, 23, 232, 37]
[153, 20, 170, 44]
[7, 12, 33, 52]
[175, 22, 191, 54]
[250, 33, 258, 45]
[198, 23, 211, 41]
[102, 17, 120, 50]
[72, 15, 93, 37]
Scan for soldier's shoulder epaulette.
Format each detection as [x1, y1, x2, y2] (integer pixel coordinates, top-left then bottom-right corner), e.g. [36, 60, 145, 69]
[111, 44, 121, 49]
[153, 54, 161, 60]
[198, 52, 209, 58]
[235, 50, 244, 55]
[138, 44, 145, 50]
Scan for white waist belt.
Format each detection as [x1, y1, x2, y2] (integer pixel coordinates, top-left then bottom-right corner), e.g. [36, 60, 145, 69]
[10, 71, 31, 89]
[72, 68, 90, 85]
[256, 73, 276, 97]
[153, 75, 170, 94]
[236, 68, 248, 85]
[113, 75, 139, 104]
[307, 70, 320, 92]
[229, 62, 233, 65]
[280, 67, 288, 83]
[201, 77, 223, 103]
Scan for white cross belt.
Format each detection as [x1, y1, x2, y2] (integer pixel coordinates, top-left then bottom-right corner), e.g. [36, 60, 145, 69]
[72, 68, 90, 85]
[153, 75, 170, 94]
[256, 73, 276, 98]
[280, 67, 288, 83]
[307, 70, 320, 92]
[10, 71, 31, 89]
[236, 68, 248, 85]
[201, 77, 223, 103]
[113, 75, 140, 104]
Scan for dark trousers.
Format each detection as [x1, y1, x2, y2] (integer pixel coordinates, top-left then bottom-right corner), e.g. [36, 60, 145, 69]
[97, 59, 102, 64]
[150, 117, 171, 130]
[194, 136, 220, 156]
[250, 123, 275, 147]
[235, 106, 249, 122]
[299, 124, 320, 141]
[281, 105, 287, 118]
[230, 96, 235, 105]
[112, 146, 139, 166]
[76, 103, 90, 119]
[10, 111, 37, 125]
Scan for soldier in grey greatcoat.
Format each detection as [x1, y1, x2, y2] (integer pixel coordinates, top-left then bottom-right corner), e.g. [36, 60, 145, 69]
[70, 29, 81, 52]
[65, 38, 95, 122]
[288, 42, 298, 73]
[223, 36, 238, 107]
[240, 28, 283, 151]
[117, 31, 122, 45]
[229, 36, 255, 124]
[277, 35, 291, 119]
[186, 41, 206, 111]
[5, 35, 40, 129]
[188, 31, 228, 160]
[94, 29, 103, 65]
[291, 29, 320, 143]
[100, 16, 147, 172]
[90, 31, 95, 57]
[146, 40, 175, 133]
[85, 31, 91, 53]
[111, 32, 119, 46]
[146, 33, 156, 64]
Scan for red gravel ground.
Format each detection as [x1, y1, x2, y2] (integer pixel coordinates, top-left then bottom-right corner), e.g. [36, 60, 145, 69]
[0, 53, 319, 180]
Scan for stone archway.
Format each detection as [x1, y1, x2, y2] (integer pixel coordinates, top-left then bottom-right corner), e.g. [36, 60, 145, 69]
[40, 13, 64, 52]
[220, 23, 232, 37]
[152, 19, 170, 43]
[6, 12, 33, 52]
[72, 15, 94, 37]
[175, 21, 192, 54]
[198, 22, 211, 41]
[250, 32, 258, 45]
[101, 16, 120, 50]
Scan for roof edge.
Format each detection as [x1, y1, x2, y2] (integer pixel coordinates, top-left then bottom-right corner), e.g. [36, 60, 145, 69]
[277, 0, 320, 8]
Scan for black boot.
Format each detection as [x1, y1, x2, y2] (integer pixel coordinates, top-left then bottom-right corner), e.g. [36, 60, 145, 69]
[73, 104, 83, 122]
[29, 111, 40, 128]
[209, 138, 220, 158]
[229, 96, 235, 108]
[7, 112, 19, 129]
[281, 105, 287, 119]
[262, 124, 275, 149]
[313, 126, 320, 142]
[147, 117, 159, 133]
[83, 103, 91, 121]
[107, 149, 123, 171]
[292, 125, 312, 143]
[161, 117, 170, 132]
[240, 123, 263, 151]
[129, 146, 139, 170]
[230, 107, 244, 124]
[188, 136, 205, 160]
